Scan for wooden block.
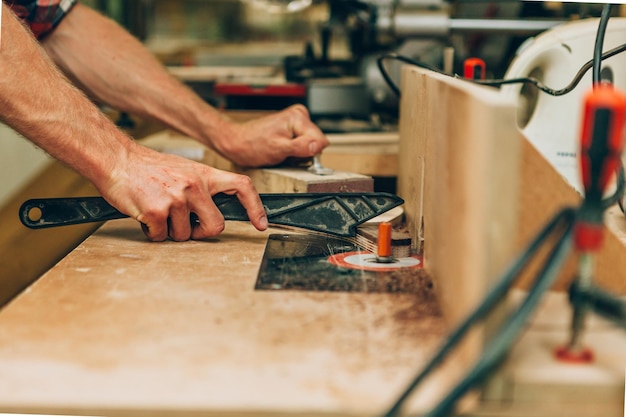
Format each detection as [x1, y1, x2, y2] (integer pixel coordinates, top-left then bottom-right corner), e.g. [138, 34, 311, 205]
[398, 66, 522, 330]
[241, 167, 372, 193]
[139, 129, 399, 179]
[397, 70, 428, 253]
[322, 132, 399, 177]
[140, 130, 374, 193]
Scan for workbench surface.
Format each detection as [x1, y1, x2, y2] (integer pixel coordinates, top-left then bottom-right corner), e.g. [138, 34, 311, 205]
[0, 219, 451, 416]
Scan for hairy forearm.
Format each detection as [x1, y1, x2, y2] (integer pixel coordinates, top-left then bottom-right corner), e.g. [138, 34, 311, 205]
[0, 4, 133, 191]
[0, 4, 270, 242]
[41, 4, 230, 148]
[39, 4, 328, 169]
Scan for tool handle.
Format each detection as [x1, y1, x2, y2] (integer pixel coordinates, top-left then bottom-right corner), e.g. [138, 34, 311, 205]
[20, 197, 128, 228]
[20, 193, 404, 237]
[580, 85, 626, 204]
[576, 86, 626, 251]
[19, 195, 250, 229]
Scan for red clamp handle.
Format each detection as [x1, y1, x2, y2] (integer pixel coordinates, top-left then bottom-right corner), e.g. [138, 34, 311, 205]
[576, 85, 626, 251]
[579, 85, 626, 203]
[463, 58, 486, 80]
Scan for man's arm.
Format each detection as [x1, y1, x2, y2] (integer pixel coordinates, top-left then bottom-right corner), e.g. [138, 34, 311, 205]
[0, 4, 268, 242]
[40, 3, 329, 167]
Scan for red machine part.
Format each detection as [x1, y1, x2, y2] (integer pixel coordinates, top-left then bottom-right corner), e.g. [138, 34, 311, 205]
[463, 57, 486, 80]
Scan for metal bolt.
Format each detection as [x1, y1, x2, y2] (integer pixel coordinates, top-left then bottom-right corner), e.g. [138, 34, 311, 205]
[308, 153, 334, 175]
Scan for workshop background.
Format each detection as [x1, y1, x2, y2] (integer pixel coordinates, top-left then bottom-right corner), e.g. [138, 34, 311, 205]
[0, 1, 617, 308]
[3, 2, 626, 416]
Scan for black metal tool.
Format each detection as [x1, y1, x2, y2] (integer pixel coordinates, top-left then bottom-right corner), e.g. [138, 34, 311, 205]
[19, 193, 403, 238]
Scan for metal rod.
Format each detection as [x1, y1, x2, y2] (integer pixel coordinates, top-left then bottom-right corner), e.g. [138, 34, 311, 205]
[450, 18, 563, 35]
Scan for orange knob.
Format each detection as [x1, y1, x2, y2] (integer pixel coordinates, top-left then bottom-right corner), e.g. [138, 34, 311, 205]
[377, 222, 393, 261]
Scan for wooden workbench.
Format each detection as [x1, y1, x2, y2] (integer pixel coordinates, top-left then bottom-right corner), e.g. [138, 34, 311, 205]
[0, 219, 457, 416]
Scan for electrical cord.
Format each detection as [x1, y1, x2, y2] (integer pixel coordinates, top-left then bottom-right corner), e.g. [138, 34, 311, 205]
[426, 220, 574, 417]
[382, 208, 576, 417]
[593, 5, 613, 85]
[569, 279, 626, 331]
[384, 169, 622, 417]
[382, 169, 620, 417]
[590, 5, 626, 214]
[376, 54, 440, 97]
[377, 41, 626, 98]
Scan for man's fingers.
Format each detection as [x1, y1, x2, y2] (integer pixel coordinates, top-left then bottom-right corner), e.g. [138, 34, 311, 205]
[137, 216, 168, 242]
[287, 135, 328, 158]
[136, 202, 191, 242]
[233, 188, 268, 231]
[167, 203, 192, 242]
[286, 106, 329, 158]
[209, 173, 267, 232]
[123, 162, 265, 241]
[189, 194, 226, 240]
[191, 213, 226, 240]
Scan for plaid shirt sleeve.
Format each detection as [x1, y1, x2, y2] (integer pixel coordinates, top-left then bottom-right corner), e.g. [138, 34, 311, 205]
[6, 0, 77, 39]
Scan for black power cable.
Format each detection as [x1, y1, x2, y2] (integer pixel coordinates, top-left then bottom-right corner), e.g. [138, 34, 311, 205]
[382, 208, 575, 417]
[426, 220, 574, 417]
[593, 5, 613, 86]
[377, 25, 626, 98]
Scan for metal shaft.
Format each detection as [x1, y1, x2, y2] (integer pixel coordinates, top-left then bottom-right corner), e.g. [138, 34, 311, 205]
[392, 13, 563, 38]
[568, 253, 593, 352]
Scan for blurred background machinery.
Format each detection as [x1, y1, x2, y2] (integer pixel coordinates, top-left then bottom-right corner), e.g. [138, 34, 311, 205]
[83, 1, 614, 131]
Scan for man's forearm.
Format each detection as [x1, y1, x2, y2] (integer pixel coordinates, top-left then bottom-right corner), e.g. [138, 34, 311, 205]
[0, 4, 132, 191]
[0, 4, 269, 242]
[41, 4, 230, 148]
[40, 3, 329, 169]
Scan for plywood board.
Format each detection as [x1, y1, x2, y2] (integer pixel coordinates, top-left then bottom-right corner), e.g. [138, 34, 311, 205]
[398, 66, 522, 329]
[321, 132, 398, 177]
[0, 219, 460, 416]
[516, 138, 626, 294]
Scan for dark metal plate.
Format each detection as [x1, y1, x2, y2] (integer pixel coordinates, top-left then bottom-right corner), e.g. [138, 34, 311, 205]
[255, 234, 431, 293]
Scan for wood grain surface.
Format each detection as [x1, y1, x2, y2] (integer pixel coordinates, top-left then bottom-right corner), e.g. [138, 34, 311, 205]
[398, 66, 521, 340]
[0, 219, 459, 416]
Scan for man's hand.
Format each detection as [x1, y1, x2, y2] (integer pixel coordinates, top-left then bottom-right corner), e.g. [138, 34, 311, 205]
[214, 105, 330, 168]
[100, 143, 268, 242]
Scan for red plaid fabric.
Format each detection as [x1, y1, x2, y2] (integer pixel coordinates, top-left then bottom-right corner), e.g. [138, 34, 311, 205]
[6, 0, 77, 39]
